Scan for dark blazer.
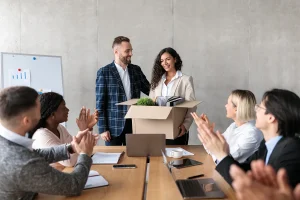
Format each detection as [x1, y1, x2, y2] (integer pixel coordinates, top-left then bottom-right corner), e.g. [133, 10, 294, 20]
[96, 62, 150, 137]
[216, 137, 300, 188]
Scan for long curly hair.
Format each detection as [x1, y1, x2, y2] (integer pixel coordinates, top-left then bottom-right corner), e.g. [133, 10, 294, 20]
[151, 47, 183, 90]
[28, 92, 64, 137]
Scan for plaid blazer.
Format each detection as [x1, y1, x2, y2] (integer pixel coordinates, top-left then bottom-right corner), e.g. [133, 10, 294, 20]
[96, 62, 150, 137]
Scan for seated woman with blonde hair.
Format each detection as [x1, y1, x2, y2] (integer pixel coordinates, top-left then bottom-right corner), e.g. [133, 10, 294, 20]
[194, 89, 263, 163]
[30, 92, 99, 167]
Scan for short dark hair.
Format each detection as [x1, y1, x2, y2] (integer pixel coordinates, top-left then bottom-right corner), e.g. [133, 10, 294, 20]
[0, 86, 38, 121]
[112, 36, 130, 48]
[262, 89, 300, 137]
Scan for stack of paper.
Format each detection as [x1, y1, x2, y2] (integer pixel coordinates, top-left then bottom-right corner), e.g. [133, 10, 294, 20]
[84, 170, 109, 189]
[165, 147, 194, 157]
[92, 152, 124, 164]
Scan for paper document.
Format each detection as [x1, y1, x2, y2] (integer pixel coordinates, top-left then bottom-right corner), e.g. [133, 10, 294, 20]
[88, 170, 100, 177]
[92, 152, 124, 164]
[8, 69, 31, 87]
[84, 170, 108, 189]
[165, 147, 194, 157]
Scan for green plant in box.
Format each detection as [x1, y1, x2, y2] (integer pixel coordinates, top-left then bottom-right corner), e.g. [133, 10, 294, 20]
[136, 97, 156, 106]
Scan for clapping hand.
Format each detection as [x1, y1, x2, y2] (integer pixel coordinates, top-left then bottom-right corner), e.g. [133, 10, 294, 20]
[76, 107, 99, 131]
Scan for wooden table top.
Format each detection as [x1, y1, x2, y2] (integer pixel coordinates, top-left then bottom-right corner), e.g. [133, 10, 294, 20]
[146, 145, 236, 200]
[37, 146, 147, 200]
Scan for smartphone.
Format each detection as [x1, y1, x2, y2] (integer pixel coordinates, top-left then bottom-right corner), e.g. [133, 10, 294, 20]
[113, 164, 137, 169]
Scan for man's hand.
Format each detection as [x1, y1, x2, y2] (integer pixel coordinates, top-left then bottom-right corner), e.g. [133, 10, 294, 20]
[247, 160, 278, 187]
[71, 131, 95, 157]
[73, 129, 99, 147]
[191, 112, 229, 161]
[230, 163, 300, 200]
[100, 131, 111, 142]
[74, 128, 89, 143]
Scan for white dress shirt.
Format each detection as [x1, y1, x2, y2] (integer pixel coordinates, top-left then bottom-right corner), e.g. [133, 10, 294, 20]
[0, 124, 33, 151]
[115, 62, 131, 100]
[206, 120, 263, 163]
[161, 70, 183, 96]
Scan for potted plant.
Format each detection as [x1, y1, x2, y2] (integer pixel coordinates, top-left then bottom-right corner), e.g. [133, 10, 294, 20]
[136, 97, 156, 106]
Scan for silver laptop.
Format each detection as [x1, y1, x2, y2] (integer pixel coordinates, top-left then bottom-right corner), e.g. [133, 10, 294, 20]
[161, 150, 225, 199]
[126, 134, 165, 157]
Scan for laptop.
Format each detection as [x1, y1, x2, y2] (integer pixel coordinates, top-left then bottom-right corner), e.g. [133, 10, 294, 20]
[162, 150, 225, 199]
[126, 134, 165, 157]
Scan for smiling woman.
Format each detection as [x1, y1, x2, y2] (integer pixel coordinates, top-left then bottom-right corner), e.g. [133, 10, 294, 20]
[149, 47, 196, 145]
[29, 92, 98, 167]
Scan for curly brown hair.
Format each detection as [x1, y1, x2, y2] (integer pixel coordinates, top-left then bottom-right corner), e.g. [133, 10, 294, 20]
[150, 47, 183, 90]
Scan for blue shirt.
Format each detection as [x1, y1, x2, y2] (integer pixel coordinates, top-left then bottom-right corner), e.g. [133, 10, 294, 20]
[265, 135, 283, 164]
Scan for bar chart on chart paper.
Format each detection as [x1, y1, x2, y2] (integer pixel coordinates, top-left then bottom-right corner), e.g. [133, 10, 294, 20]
[8, 69, 31, 87]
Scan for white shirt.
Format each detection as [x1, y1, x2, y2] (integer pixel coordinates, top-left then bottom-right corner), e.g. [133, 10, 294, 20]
[0, 124, 33, 151]
[206, 121, 263, 163]
[161, 70, 183, 97]
[115, 62, 131, 100]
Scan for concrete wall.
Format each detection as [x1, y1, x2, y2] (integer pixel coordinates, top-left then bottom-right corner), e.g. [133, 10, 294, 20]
[1, 0, 299, 145]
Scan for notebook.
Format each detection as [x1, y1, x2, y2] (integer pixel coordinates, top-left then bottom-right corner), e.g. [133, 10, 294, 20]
[92, 152, 124, 164]
[84, 170, 109, 189]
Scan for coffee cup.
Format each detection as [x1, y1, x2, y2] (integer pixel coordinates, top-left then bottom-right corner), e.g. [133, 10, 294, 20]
[170, 149, 183, 158]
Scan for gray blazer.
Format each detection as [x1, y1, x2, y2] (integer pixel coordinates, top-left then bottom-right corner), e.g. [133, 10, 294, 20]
[0, 136, 92, 200]
[149, 74, 197, 130]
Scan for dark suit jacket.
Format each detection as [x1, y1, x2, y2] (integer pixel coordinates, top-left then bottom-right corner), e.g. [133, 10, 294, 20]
[96, 62, 150, 137]
[216, 137, 300, 188]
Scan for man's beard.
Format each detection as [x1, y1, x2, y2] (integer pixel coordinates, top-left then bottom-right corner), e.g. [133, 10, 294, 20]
[119, 55, 131, 65]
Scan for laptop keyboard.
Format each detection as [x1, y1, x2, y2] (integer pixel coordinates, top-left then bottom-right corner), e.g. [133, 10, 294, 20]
[176, 180, 206, 197]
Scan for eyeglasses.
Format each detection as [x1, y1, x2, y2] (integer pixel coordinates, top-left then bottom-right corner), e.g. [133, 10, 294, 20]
[255, 104, 266, 112]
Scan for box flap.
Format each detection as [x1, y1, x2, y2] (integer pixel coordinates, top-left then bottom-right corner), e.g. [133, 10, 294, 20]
[125, 106, 173, 119]
[116, 99, 139, 106]
[174, 100, 202, 108]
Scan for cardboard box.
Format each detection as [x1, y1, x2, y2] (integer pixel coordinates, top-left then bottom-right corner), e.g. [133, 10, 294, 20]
[117, 99, 201, 139]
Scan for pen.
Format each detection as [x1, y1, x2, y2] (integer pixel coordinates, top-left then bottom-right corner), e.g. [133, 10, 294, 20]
[187, 174, 204, 179]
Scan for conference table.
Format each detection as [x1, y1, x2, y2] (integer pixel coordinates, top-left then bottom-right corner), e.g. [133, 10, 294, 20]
[37, 145, 236, 200]
[146, 146, 236, 200]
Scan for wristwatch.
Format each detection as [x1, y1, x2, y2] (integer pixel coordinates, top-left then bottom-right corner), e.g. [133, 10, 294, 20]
[66, 143, 75, 154]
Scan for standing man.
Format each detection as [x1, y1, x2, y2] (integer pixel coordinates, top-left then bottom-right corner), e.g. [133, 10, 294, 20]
[96, 36, 150, 146]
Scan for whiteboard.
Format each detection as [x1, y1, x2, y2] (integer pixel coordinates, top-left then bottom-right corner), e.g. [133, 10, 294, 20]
[1, 52, 63, 95]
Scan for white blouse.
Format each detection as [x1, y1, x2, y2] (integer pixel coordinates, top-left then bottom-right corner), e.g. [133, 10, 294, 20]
[161, 70, 183, 97]
[206, 121, 263, 163]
